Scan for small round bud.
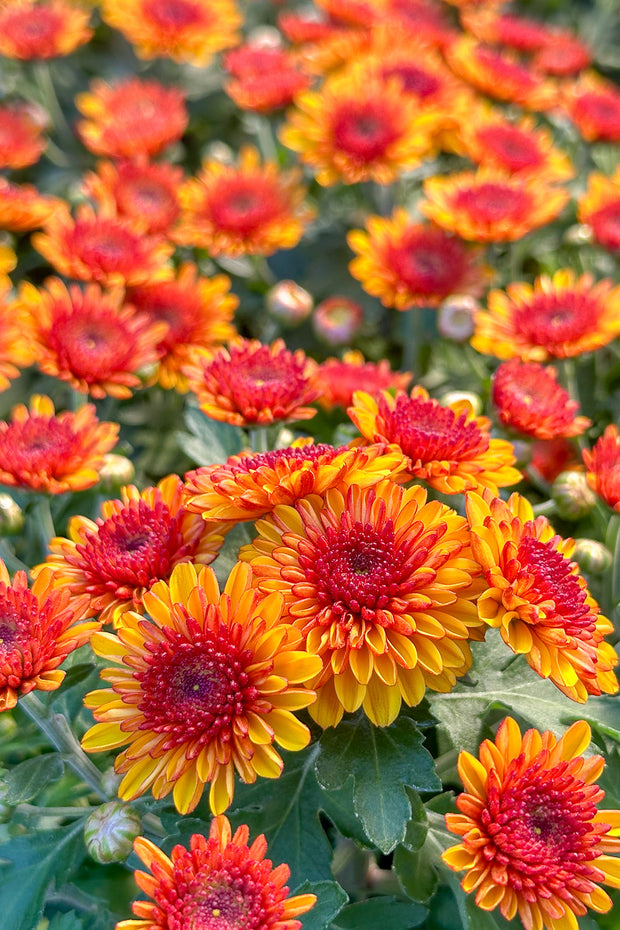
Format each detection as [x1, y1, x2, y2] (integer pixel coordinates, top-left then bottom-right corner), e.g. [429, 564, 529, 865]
[98, 454, 135, 494]
[313, 297, 363, 345]
[84, 801, 142, 864]
[572, 538, 613, 575]
[247, 26, 282, 49]
[266, 280, 313, 326]
[437, 295, 479, 342]
[439, 390, 483, 417]
[0, 493, 24, 536]
[563, 224, 593, 246]
[551, 470, 597, 521]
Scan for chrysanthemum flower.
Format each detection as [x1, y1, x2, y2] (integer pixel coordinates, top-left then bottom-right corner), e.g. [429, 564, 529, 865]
[460, 6, 552, 52]
[383, 0, 457, 45]
[532, 31, 591, 77]
[278, 9, 370, 75]
[492, 359, 590, 440]
[32, 205, 174, 287]
[578, 168, 620, 252]
[75, 78, 188, 159]
[466, 489, 618, 701]
[224, 44, 311, 113]
[445, 36, 557, 110]
[184, 338, 319, 427]
[102, 0, 240, 65]
[0, 103, 47, 169]
[184, 438, 407, 523]
[0, 395, 119, 494]
[0, 283, 36, 392]
[583, 425, 620, 512]
[563, 73, 620, 143]
[530, 437, 580, 486]
[36, 475, 226, 626]
[347, 210, 490, 310]
[82, 160, 183, 237]
[82, 561, 320, 813]
[443, 716, 620, 930]
[0, 559, 97, 712]
[279, 69, 436, 186]
[0, 179, 64, 233]
[241, 480, 485, 728]
[14, 277, 166, 399]
[420, 168, 569, 243]
[0, 0, 92, 59]
[315, 0, 375, 27]
[119, 816, 316, 930]
[126, 263, 238, 392]
[315, 350, 412, 411]
[175, 146, 314, 257]
[472, 270, 620, 361]
[349, 386, 520, 495]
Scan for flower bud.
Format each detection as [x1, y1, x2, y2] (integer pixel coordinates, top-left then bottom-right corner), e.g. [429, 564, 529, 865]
[572, 538, 613, 575]
[437, 295, 479, 342]
[266, 280, 313, 326]
[313, 297, 363, 346]
[551, 470, 597, 520]
[0, 493, 24, 536]
[563, 224, 592, 245]
[84, 801, 142, 864]
[98, 454, 135, 494]
[439, 390, 483, 417]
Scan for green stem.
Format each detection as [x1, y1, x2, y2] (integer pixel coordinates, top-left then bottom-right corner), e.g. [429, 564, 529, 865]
[604, 513, 620, 621]
[19, 693, 108, 802]
[532, 500, 556, 517]
[17, 803, 93, 818]
[32, 61, 73, 145]
[401, 307, 423, 378]
[559, 358, 587, 452]
[246, 113, 279, 163]
[31, 495, 56, 556]
[0, 538, 29, 574]
[248, 427, 270, 453]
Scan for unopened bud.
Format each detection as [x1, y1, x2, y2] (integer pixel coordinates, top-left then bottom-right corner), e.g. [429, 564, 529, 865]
[266, 280, 313, 326]
[313, 297, 363, 345]
[439, 390, 483, 417]
[572, 538, 613, 575]
[551, 470, 597, 521]
[0, 494, 24, 536]
[437, 295, 479, 342]
[98, 454, 135, 494]
[563, 224, 593, 246]
[84, 801, 142, 864]
[247, 26, 282, 49]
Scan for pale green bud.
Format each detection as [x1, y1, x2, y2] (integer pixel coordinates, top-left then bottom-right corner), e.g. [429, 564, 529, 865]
[551, 471, 597, 521]
[84, 801, 142, 864]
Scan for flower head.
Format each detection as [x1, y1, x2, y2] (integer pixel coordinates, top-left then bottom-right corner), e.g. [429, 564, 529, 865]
[578, 167, 620, 252]
[184, 338, 319, 427]
[0, 179, 64, 233]
[583, 425, 620, 512]
[466, 488, 619, 701]
[118, 816, 316, 930]
[175, 146, 314, 257]
[82, 561, 320, 814]
[0, 102, 47, 169]
[224, 44, 311, 113]
[76, 78, 188, 159]
[101, 0, 241, 66]
[349, 386, 520, 495]
[530, 437, 581, 486]
[183, 438, 407, 523]
[241, 480, 485, 728]
[492, 359, 590, 440]
[37, 475, 226, 626]
[0, 395, 118, 494]
[315, 350, 412, 411]
[563, 74, 620, 143]
[379, 0, 455, 46]
[443, 717, 620, 929]
[312, 297, 364, 345]
[0, 0, 92, 59]
[472, 270, 620, 361]
[348, 210, 490, 310]
[0, 284, 36, 391]
[534, 31, 591, 77]
[82, 159, 183, 237]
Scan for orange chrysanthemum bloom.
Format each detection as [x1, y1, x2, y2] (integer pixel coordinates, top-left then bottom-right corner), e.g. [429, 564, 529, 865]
[0, 282, 36, 392]
[443, 717, 620, 930]
[0, 395, 118, 494]
[0, 560, 98, 712]
[183, 438, 407, 523]
[531, 437, 581, 487]
[82, 561, 321, 814]
[563, 73, 620, 143]
[184, 338, 319, 427]
[347, 210, 490, 310]
[444, 36, 557, 111]
[279, 69, 436, 186]
[127, 263, 237, 392]
[241, 480, 485, 728]
[278, 9, 370, 75]
[101, 0, 241, 66]
[32, 205, 174, 287]
[420, 168, 569, 243]
[118, 817, 316, 930]
[14, 277, 166, 399]
[532, 31, 591, 78]
[315, 350, 412, 411]
[75, 78, 188, 159]
[175, 147, 314, 257]
[0, 0, 92, 59]
[82, 160, 183, 237]
[378, 0, 456, 47]
[472, 270, 620, 361]
[466, 489, 619, 701]
[460, 6, 552, 51]
[37, 475, 225, 626]
[583, 425, 620, 513]
[492, 359, 591, 440]
[578, 167, 620, 252]
[349, 386, 520, 495]
[0, 178, 64, 233]
[455, 111, 574, 182]
[224, 44, 311, 113]
[0, 103, 47, 169]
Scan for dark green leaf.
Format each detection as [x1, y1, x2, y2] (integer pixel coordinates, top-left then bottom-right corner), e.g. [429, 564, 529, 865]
[0, 754, 64, 804]
[331, 897, 427, 929]
[177, 405, 244, 467]
[402, 789, 428, 852]
[47, 912, 85, 930]
[315, 717, 440, 853]
[319, 781, 371, 848]
[393, 844, 438, 905]
[211, 522, 254, 587]
[296, 880, 348, 930]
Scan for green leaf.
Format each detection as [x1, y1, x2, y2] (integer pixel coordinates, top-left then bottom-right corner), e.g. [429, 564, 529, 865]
[0, 754, 64, 805]
[315, 716, 440, 854]
[0, 822, 86, 930]
[393, 844, 438, 904]
[296, 880, 348, 930]
[331, 897, 427, 929]
[47, 912, 85, 930]
[177, 405, 244, 467]
[402, 789, 428, 852]
[319, 781, 371, 848]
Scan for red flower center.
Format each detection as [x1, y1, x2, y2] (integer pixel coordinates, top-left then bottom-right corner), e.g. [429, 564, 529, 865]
[454, 182, 529, 223]
[387, 229, 470, 296]
[2, 7, 63, 54]
[332, 102, 400, 161]
[0, 419, 83, 477]
[75, 222, 142, 274]
[589, 202, 620, 250]
[185, 886, 248, 930]
[46, 313, 134, 380]
[118, 178, 177, 227]
[577, 92, 620, 128]
[477, 47, 537, 89]
[381, 64, 441, 99]
[208, 179, 284, 235]
[514, 291, 598, 348]
[0, 585, 52, 681]
[230, 443, 341, 476]
[145, 0, 205, 28]
[476, 125, 542, 172]
[381, 394, 488, 463]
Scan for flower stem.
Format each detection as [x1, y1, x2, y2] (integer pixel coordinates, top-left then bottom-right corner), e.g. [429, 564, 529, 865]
[0, 538, 29, 574]
[31, 494, 56, 556]
[248, 426, 270, 453]
[32, 61, 73, 145]
[401, 307, 423, 377]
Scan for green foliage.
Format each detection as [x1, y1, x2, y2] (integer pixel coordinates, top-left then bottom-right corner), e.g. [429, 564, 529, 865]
[331, 897, 427, 929]
[0, 754, 64, 805]
[176, 404, 244, 467]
